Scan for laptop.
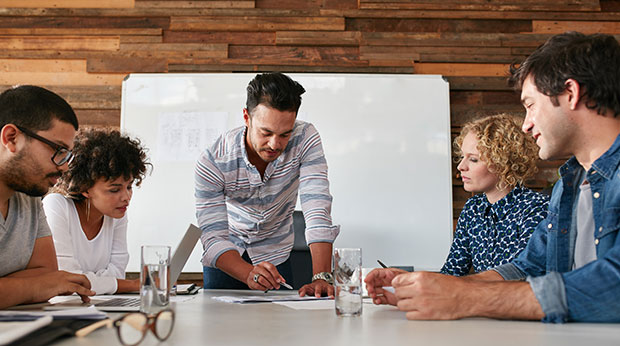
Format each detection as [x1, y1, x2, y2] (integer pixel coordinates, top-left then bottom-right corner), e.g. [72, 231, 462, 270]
[45, 224, 203, 312]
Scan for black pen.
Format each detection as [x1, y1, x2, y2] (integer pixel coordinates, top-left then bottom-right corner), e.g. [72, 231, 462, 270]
[377, 260, 388, 268]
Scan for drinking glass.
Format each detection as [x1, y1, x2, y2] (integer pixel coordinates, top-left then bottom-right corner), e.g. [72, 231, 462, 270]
[333, 248, 362, 316]
[140, 245, 171, 314]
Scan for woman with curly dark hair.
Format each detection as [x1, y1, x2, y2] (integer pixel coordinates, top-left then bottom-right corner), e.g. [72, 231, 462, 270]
[43, 128, 150, 294]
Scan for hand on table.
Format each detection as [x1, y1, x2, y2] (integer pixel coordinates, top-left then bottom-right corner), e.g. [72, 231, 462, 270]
[393, 271, 468, 320]
[299, 279, 334, 298]
[34, 271, 95, 303]
[364, 268, 406, 306]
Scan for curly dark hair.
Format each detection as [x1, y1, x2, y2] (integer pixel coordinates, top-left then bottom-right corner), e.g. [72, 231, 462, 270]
[245, 72, 306, 116]
[54, 128, 150, 200]
[509, 32, 620, 117]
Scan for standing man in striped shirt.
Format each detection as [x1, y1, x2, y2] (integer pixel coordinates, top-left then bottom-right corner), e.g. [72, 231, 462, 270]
[195, 72, 340, 296]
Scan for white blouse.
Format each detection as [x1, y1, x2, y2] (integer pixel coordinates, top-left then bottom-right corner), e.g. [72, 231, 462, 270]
[42, 193, 130, 294]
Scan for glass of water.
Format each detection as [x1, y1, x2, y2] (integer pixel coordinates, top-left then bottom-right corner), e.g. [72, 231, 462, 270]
[140, 245, 171, 314]
[334, 248, 362, 317]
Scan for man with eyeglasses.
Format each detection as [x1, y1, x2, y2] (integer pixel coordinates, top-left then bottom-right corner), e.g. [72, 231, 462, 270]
[0, 85, 94, 309]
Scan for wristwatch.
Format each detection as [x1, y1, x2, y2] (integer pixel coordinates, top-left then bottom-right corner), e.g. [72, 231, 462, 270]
[311, 272, 334, 285]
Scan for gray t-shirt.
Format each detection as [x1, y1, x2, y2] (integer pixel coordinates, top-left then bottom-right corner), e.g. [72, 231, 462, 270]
[0, 192, 52, 277]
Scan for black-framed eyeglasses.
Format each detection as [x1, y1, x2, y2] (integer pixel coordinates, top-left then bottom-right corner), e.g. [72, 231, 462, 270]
[76, 309, 175, 346]
[15, 125, 74, 166]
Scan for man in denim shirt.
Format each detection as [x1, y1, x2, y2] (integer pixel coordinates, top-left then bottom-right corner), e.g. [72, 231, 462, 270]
[365, 32, 620, 323]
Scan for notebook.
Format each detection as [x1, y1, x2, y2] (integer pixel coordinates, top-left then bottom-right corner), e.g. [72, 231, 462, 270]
[45, 224, 202, 312]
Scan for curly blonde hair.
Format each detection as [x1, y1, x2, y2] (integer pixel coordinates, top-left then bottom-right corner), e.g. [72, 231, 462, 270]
[454, 114, 539, 190]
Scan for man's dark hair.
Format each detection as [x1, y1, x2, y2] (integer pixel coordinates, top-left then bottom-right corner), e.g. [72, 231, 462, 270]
[0, 85, 78, 131]
[54, 128, 151, 201]
[509, 32, 620, 117]
[245, 72, 306, 116]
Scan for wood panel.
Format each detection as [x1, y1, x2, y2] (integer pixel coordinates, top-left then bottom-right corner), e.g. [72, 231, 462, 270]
[256, 0, 358, 10]
[0, 36, 119, 51]
[358, 0, 600, 11]
[0, 59, 125, 86]
[170, 16, 344, 31]
[0, 28, 161, 35]
[414, 63, 511, 77]
[322, 9, 620, 20]
[228, 45, 360, 64]
[532, 20, 620, 33]
[0, 0, 135, 8]
[87, 57, 168, 72]
[347, 18, 532, 33]
[163, 31, 275, 44]
[135, 1, 255, 8]
[362, 32, 555, 47]
[0, 17, 170, 29]
[276, 31, 361, 46]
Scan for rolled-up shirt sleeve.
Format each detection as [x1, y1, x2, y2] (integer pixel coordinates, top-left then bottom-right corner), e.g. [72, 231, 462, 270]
[298, 124, 340, 244]
[195, 150, 237, 267]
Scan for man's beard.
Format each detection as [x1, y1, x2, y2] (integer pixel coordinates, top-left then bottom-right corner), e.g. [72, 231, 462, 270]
[0, 151, 60, 197]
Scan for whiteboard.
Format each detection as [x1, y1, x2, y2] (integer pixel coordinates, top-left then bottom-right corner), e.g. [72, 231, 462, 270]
[121, 73, 453, 272]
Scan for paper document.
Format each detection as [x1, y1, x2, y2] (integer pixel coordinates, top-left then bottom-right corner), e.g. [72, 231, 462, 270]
[273, 300, 334, 310]
[212, 295, 332, 304]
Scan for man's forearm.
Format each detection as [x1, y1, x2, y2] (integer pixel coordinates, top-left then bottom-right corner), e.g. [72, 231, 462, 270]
[215, 250, 254, 282]
[5, 266, 56, 278]
[465, 280, 544, 320]
[0, 277, 35, 308]
[308, 242, 333, 274]
[461, 269, 504, 282]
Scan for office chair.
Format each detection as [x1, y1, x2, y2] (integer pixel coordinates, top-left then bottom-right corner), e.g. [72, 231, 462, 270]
[289, 211, 313, 289]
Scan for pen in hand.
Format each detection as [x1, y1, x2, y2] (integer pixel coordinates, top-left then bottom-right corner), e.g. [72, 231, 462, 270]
[377, 260, 388, 268]
[264, 281, 293, 293]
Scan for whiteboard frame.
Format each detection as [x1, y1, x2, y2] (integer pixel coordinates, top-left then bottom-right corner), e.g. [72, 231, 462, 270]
[121, 73, 453, 273]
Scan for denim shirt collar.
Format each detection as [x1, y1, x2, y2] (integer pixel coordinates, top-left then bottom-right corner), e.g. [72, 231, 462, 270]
[560, 133, 620, 181]
[591, 133, 620, 180]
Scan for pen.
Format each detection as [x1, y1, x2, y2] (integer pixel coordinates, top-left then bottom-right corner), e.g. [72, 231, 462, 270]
[280, 282, 293, 290]
[264, 281, 293, 293]
[377, 260, 388, 268]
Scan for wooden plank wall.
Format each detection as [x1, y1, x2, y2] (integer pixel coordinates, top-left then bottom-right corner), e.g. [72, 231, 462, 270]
[1, 0, 619, 223]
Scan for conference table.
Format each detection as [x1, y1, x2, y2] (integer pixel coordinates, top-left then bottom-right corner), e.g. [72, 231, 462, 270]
[56, 289, 620, 346]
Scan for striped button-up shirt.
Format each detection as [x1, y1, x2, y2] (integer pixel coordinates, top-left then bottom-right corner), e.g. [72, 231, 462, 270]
[195, 120, 340, 267]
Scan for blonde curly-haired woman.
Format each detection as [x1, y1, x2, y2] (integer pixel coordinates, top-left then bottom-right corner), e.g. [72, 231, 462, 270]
[440, 113, 549, 276]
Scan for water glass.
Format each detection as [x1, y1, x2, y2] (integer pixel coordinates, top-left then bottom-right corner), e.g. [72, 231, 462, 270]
[334, 248, 362, 317]
[140, 245, 171, 314]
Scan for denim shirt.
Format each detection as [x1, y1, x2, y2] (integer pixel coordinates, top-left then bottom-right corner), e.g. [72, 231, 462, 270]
[494, 133, 620, 323]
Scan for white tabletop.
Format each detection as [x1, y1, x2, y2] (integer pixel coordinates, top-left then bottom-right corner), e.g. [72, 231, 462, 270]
[56, 289, 620, 346]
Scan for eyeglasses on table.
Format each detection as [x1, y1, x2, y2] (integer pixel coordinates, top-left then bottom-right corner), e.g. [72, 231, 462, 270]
[76, 308, 175, 346]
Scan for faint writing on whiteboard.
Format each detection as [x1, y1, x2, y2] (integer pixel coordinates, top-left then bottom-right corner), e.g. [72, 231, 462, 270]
[157, 111, 227, 162]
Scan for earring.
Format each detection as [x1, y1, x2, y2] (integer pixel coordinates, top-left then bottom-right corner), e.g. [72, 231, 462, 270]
[86, 198, 90, 222]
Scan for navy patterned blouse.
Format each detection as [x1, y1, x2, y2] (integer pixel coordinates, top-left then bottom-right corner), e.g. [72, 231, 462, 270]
[440, 185, 549, 276]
